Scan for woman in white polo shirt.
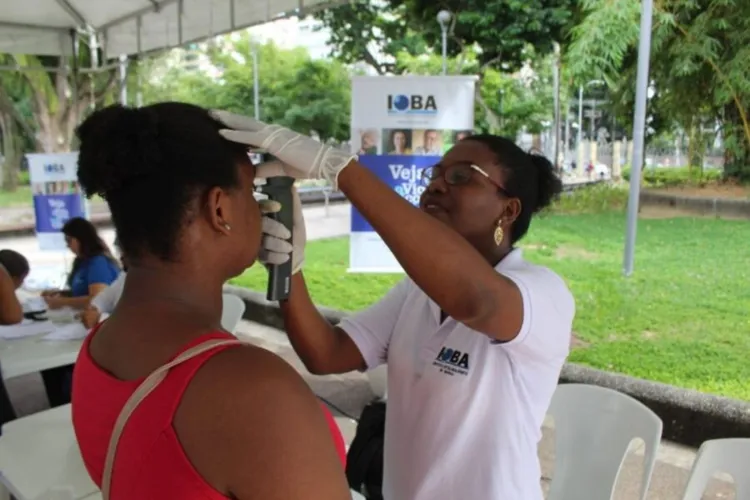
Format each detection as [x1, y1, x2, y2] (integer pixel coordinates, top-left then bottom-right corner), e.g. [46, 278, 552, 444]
[80, 246, 127, 329]
[217, 113, 576, 500]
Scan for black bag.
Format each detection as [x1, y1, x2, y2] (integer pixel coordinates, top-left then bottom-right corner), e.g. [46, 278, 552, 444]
[346, 400, 386, 499]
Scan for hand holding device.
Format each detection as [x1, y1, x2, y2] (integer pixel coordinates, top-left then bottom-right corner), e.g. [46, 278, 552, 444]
[256, 165, 306, 277]
[258, 176, 295, 301]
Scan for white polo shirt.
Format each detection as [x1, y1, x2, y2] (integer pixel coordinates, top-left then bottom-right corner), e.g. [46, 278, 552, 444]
[91, 271, 126, 314]
[339, 249, 574, 500]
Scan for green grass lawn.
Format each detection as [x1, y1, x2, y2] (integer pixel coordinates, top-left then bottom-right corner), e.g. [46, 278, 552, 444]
[231, 212, 750, 401]
[0, 186, 34, 208]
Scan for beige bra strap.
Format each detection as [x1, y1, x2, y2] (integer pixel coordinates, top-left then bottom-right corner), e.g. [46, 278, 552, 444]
[100, 338, 244, 499]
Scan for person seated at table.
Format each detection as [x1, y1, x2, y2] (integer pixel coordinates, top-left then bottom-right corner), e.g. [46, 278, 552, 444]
[80, 250, 128, 329]
[0, 249, 29, 325]
[41, 219, 120, 407]
[42, 217, 120, 311]
[71, 102, 350, 499]
[0, 249, 30, 428]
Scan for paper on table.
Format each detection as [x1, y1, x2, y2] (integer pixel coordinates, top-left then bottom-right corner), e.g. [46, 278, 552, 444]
[45, 307, 79, 324]
[42, 322, 89, 341]
[0, 320, 56, 339]
[21, 296, 48, 313]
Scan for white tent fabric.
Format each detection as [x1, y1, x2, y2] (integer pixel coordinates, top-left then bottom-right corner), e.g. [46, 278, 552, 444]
[0, 0, 346, 58]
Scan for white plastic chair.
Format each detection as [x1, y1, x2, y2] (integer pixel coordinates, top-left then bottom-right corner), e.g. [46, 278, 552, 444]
[367, 365, 388, 400]
[681, 438, 750, 499]
[546, 383, 663, 500]
[220, 293, 246, 333]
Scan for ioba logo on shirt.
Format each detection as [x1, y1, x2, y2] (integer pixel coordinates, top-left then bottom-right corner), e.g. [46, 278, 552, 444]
[433, 346, 470, 376]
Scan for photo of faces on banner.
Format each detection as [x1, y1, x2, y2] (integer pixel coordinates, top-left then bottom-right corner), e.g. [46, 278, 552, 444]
[370, 129, 474, 156]
[354, 128, 475, 156]
[31, 180, 82, 196]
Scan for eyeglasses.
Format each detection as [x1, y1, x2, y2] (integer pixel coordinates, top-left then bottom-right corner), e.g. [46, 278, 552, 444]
[420, 163, 510, 196]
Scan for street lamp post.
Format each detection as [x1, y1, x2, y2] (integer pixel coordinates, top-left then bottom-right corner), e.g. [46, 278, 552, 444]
[577, 79, 604, 167]
[252, 42, 260, 120]
[437, 10, 452, 75]
[623, 0, 655, 276]
[577, 86, 583, 168]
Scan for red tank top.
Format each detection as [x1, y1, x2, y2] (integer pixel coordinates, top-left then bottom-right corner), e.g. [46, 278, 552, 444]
[72, 327, 347, 499]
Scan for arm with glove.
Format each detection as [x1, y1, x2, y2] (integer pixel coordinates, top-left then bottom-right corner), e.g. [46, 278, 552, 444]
[216, 112, 506, 374]
[252, 162, 363, 375]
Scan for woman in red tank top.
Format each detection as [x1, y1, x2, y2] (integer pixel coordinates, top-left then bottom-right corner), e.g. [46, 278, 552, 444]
[71, 103, 351, 499]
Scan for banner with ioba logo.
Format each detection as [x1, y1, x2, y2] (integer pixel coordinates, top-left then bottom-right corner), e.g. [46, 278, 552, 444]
[349, 76, 477, 272]
[27, 152, 87, 250]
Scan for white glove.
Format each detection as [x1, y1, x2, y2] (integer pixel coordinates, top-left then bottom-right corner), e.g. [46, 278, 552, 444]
[212, 110, 356, 188]
[255, 162, 306, 274]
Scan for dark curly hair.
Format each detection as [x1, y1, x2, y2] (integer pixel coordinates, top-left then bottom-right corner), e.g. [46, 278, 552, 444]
[465, 134, 563, 243]
[0, 249, 29, 281]
[75, 103, 250, 262]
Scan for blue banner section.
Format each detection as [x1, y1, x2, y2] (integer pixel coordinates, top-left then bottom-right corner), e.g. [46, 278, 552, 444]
[351, 154, 440, 232]
[33, 194, 86, 233]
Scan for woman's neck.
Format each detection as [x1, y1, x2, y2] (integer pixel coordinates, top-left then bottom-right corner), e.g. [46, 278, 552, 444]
[489, 246, 513, 267]
[119, 263, 225, 325]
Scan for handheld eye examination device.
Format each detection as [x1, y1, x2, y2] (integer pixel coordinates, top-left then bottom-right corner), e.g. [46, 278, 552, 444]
[252, 151, 295, 301]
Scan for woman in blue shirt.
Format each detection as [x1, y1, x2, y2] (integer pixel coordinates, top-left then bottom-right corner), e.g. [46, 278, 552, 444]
[43, 217, 120, 310]
[41, 217, 120, 407]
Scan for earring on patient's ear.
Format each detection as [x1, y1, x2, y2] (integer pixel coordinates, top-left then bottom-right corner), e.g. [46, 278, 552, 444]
[223, 223, 231, 231]
[493, 219, 504, 246]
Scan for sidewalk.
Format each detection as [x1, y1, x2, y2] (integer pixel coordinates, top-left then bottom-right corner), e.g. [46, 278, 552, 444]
[2, 203, 352, 289]
[0, 174, 597, 234]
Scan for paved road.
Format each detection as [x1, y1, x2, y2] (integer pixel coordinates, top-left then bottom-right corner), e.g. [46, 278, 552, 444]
[0, 172, 597, 232]
[0, 203, 352, 290]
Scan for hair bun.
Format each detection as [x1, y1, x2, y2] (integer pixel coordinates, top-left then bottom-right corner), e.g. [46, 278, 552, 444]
[76, 105, 163, 197]
[527, 152, 563, 213]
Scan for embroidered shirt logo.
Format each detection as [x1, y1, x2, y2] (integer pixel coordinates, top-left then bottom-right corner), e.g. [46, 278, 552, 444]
[433, 346, 470, 376]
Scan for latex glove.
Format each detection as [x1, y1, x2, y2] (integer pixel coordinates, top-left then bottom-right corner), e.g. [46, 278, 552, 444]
[255, 162, 307, 274]
[212, 110, 356, 188]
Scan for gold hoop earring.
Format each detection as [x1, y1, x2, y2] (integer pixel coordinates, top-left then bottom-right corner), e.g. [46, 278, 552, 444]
[493, 221, 504, 246]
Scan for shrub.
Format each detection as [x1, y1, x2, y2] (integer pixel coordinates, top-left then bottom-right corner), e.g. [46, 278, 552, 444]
[621, 166, 722, 187]
[548, 183, 629, 214]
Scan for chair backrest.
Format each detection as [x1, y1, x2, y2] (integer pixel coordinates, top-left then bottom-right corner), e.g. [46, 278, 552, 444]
[681, 438, 750, 500]
[367, 365, 388, 400]
[220, 293, 246, 333]
[547, 383, 663, 500]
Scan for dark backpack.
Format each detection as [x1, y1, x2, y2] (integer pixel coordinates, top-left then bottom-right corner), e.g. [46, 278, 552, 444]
[345, 400, 386, 499]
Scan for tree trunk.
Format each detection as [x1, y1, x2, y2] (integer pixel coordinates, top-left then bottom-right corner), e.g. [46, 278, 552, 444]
[687, 121, 705, 181]
[0, 112, 21, 191]
[722, 103, 750, 181]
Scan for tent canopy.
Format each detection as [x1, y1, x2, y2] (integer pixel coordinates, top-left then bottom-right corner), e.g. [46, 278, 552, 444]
[0, 0, 345, 59]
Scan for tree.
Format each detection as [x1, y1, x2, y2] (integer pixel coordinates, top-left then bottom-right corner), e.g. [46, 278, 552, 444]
[0, 47, 120, 190]
[0, 51, 118, 153]
[141, 35, 353, 142]
[396, 48, 557, 138]
[315, 0, 572, 141]
[315, 0, 576, 74]
[0, 69, 34, 190]
[566, 0, 750, 180]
